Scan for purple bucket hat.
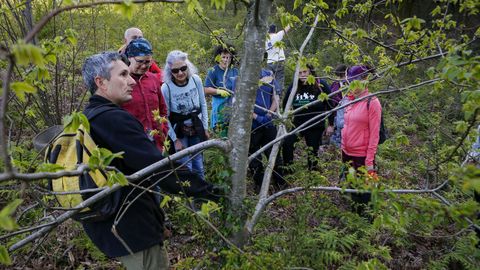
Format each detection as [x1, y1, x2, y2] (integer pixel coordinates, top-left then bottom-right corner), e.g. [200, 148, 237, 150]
[346, 65, 370, 82]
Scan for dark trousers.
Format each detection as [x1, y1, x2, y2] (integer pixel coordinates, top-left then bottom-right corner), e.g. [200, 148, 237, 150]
[282, 126, 324, 171]
[342, 151, 372, 213]
[249, 125, 285, 189]
[475, 191, 480, 247]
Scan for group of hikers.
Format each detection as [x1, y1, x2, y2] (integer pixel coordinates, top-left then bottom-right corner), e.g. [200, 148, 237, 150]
[68, 25, 385, 269]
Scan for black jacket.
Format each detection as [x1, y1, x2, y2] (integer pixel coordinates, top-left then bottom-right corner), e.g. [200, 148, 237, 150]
[283, 79, 335, 129]
[82, 95, 215, 258]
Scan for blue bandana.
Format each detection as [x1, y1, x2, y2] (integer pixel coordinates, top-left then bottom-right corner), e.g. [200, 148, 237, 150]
[125, 38, 152, 57]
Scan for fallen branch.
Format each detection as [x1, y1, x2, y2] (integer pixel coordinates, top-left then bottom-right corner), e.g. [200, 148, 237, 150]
[8, 139, 231, 252]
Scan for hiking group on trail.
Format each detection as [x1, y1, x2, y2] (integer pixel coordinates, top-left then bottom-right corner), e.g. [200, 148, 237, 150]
[47, 25, 391, 269]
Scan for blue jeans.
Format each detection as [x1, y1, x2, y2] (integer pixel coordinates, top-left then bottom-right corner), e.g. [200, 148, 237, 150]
[177, 135, 205, 180]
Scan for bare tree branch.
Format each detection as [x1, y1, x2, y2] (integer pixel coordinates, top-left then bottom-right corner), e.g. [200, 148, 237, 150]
[246, 178, 453, 233]
[0, 56, 15, 174]
[257, 13, 320, 201]
[248, 78, 442, 163]
[7, 139, 231, 251]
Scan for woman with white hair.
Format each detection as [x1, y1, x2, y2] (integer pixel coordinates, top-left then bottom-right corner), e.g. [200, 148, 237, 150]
[161, 50, 209, 180]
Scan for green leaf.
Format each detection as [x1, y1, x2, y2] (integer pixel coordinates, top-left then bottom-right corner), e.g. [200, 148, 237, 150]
[199, 201, 220, 218]
[0, 199, 23, 231]
[107, 171, 128, 187]
[186, 0, 203, 14]
[12, 42, 46, 67]
[36, 163, 65, 173]
[356, 28, 368, 38]
[44, 53, 57, 64]
[318, 92, 329, 102]
[10, 82, 36, 102]
[0, 245, 11, 266]
[79, 114, 90, 133]
[475, 26, 480, 37]
[395, 134, 410, 146]
[454, 121, 468, 133]
[306, 74, 316, 85]
[0, 199, 22, 217]
[160, 195, 172, 208]
[65, 29, 78, 46]
[425, 67, 436, 79]
[62, 114, 74, 131]
[431, 5, 442, 16]
[294, 0, 302, 10]
[113, 0, 137, 20]
[348, 80, 367, 92]
[89, 148, 123, 170]
[210, 0, 226, 10]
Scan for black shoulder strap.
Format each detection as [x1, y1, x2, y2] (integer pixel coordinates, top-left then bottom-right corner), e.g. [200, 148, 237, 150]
[192, 75, 202, 104]
[166, 83, 172, 110]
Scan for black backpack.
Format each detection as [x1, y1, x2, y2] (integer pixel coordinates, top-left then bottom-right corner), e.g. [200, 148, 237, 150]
[367, 97, 388, 144]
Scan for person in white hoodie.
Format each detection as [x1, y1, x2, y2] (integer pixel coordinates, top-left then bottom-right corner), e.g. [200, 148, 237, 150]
[265, 24, 291, 95]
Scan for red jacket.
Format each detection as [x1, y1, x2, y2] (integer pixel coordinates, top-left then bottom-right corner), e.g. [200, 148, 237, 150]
[149, 61, 163, 83]
[122, 72, 168, 151]
[341, 90, 381, 168]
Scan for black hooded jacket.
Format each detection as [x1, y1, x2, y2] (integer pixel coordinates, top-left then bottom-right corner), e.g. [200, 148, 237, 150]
[82, 95, 215, 258]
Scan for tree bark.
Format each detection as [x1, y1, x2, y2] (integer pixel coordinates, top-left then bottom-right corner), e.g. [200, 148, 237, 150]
[228, 0, 272, 247]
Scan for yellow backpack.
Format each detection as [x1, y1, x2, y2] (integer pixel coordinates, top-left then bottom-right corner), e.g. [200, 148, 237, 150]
[45, 106, 121, 222]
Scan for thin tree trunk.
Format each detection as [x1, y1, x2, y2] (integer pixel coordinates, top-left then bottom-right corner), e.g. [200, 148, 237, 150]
[228, 0, 272, 247]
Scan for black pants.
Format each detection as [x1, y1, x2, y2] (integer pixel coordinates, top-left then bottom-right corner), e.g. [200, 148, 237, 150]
[342, 151, 373, 214]
[282, 126, 324, 170]
[248, 125, 285, 189]
[475, 190, 480, 247]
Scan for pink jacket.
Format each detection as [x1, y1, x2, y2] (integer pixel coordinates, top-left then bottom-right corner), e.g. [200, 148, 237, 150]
[341, 90, 382, 168]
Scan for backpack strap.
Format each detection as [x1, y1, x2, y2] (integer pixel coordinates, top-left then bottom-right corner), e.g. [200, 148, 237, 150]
[165, 82, 172, 110]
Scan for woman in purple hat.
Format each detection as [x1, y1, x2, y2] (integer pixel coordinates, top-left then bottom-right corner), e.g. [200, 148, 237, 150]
[341, 65, 382, 214]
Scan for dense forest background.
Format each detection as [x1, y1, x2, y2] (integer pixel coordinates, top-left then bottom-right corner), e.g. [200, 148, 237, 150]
[0, 0, 479, 269]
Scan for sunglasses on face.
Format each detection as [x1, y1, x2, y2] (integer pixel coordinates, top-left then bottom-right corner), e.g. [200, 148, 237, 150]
[134, 58, 152, 65]
[171, 65, 188, 74]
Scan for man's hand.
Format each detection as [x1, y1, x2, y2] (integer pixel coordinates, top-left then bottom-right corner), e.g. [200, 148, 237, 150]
[204, 130, 210, 140]
[174, 139, 183, 151]
[216, 89, 231, 98]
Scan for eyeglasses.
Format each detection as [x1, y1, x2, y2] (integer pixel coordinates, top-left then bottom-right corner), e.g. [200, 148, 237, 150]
[134, 58, 152, 65]
[171, 66, 188, 74]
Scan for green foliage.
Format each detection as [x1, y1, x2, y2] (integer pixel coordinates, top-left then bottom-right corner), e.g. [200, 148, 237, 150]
[63, 111, 89, 133]
[428, 233, 480, 270]
[0, 199, 22, 231]
[10, 81, 36, 102]
[2, 0, 480, 268]
[0, 245, 11, 266]
[12, 42, 46, 68]
[199, 200, 221, 219]
[113, 0, 137, 20]
[106, 171, 128, 187]
[88, 148, 124, 171]
[0, 199, 22, 266]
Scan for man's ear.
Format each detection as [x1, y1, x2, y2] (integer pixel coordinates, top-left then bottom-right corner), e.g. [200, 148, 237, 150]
[94, 76, 106, 91]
